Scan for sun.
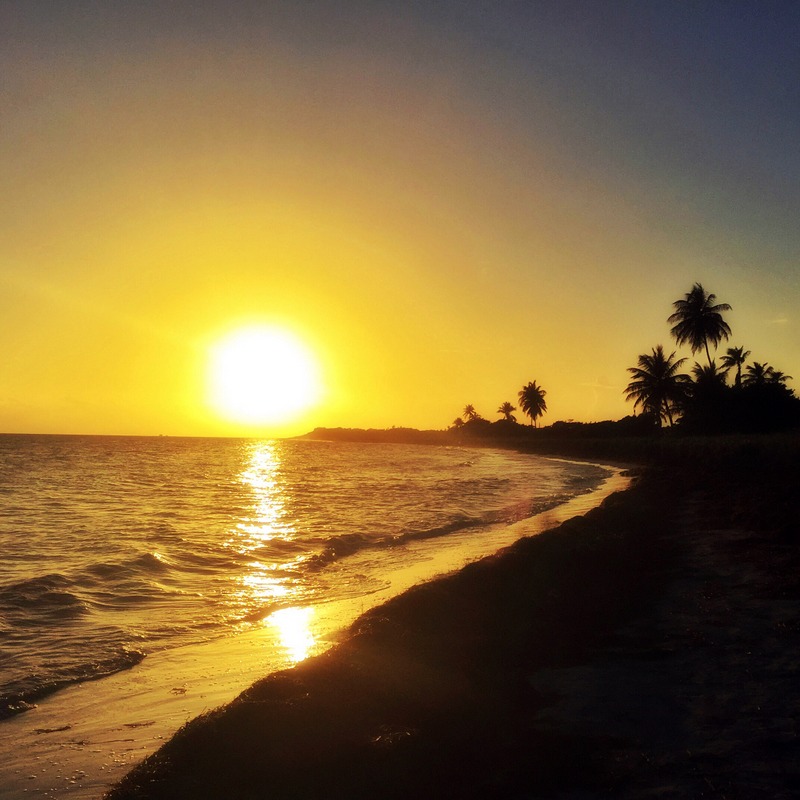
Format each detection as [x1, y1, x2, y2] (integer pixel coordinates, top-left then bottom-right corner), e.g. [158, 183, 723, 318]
[208, 326, 321, 425]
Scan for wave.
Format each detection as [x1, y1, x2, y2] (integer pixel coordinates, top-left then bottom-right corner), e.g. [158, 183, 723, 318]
[0, 572, 71, 597]
[83, 551, 173, 581]
[307, 532, 382, 568]
[306, 492, 578, 569]
[0, 574, 89, 620]
[0, 647, 146, 721]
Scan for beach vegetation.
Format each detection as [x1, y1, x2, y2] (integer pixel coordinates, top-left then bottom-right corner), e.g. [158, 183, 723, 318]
[720, 346, 750, 388]
[518, 382, 548, 427]
[621, 284, 799, 435]
[743, 361, 772, 387]
[690, 360, 727, 390]
[742, 361, 792, 388]
[768, 370, 793, 386]
[624, 346, 690, 427]
[497, 402, 517, 422]
[668, 283, 732, 366]
[462, 404, 481, 422]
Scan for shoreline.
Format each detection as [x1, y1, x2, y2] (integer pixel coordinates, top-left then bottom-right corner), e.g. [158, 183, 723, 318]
[107, 435, 800, 799]
[1, 453, 626, 799]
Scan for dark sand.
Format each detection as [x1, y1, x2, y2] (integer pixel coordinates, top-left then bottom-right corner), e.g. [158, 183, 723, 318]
[107, 437, 800, 799]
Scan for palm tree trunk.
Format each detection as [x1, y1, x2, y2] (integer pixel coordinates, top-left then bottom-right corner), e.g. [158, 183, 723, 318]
[705, 340, 712, 367]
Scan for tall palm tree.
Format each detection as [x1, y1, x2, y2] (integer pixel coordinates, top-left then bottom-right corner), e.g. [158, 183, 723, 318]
[720, 346, 751, 388]
[668, 283, 732, 366]
[624, 345, 690, 427]
[462, 404, 479, 421]
[518, 381, 547, 427]
[497, 402, 517, 422]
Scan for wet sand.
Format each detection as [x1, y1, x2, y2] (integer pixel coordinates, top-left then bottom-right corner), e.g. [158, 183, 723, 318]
[106, 436, 800, 799]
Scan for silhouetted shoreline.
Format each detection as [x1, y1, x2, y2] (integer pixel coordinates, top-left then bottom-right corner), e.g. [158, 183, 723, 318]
[107, 434, 800, 799]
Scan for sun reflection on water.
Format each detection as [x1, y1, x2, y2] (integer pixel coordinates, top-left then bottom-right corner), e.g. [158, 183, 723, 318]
[233, 441, 294, 551]
[227, 441, 301, 617]
[268, 607, 316, 663]
[239, 566, 291, 601]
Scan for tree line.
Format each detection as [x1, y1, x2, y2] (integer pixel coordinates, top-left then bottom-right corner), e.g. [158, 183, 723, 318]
[453, 380, 548, 431]
[624, 283, 798, 433]
[449, 282, 798, 439]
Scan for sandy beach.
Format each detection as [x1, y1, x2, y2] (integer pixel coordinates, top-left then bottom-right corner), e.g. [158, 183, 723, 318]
[104, 435, 800, 799]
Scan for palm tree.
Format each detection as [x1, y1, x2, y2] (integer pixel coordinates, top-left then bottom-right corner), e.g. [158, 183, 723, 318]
[517, 381, 547, 427]
[451, 417, 465, 429]
[743, 361, 771, 387]
[462, 404, 479, 422]
[624, 345, 690, 427]
[768, 370, 792, 386]
[720, 346, 751, 388]
[691, 360, 726, 387]
[668, 283, 732, 366]
[497, 402, 517, 422]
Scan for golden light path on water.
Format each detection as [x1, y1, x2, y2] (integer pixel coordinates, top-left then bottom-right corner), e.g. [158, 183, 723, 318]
[226, 441, 317, 664]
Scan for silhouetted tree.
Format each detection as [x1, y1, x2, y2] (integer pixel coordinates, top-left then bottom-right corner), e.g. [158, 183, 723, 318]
[743, 361, 771, 387]
[681, 360, 732, 432]
[497, 401, 517, 422]
[720, 346, 750, 388]
[768, 369, 792, 386]
[451, 417, 464, 429]
[668, 283, 732, 366]
[462, 404, 480, 421]
[518, 381, 547, 427]
[624, 345, 690, 427]
[738, 380, 800, 432]
[691, 360, 726, 387]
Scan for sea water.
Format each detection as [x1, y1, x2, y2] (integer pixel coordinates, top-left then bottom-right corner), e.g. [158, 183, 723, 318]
[0, 434, 609, 720]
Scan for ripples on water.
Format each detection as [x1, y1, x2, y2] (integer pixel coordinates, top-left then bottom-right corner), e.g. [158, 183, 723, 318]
[0, 434, 608, 717]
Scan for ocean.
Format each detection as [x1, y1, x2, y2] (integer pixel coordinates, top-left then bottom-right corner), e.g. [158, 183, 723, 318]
[0, 434, 609, 721]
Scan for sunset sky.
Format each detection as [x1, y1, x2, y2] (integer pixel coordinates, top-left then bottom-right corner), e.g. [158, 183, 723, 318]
[2, 1, 798, 436]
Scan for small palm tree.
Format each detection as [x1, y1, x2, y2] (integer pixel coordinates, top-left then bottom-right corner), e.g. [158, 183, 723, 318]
[462, 404, 479, 422]
[451, 417, 465, 429]
[668, 283, 732, 366]
[624, 345, 690, 427]
[720, 346, 751, 388]
[743, 361, 771, 387]
[518, 381, 547, 427]
[497, 402, 517, 422]
[768, 370, 792, 386]
[691, 360, 726, 387]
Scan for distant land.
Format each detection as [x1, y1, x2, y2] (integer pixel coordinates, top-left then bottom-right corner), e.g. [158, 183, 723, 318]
[298, 418, 800, 467]
[299, 416, 653, 446]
